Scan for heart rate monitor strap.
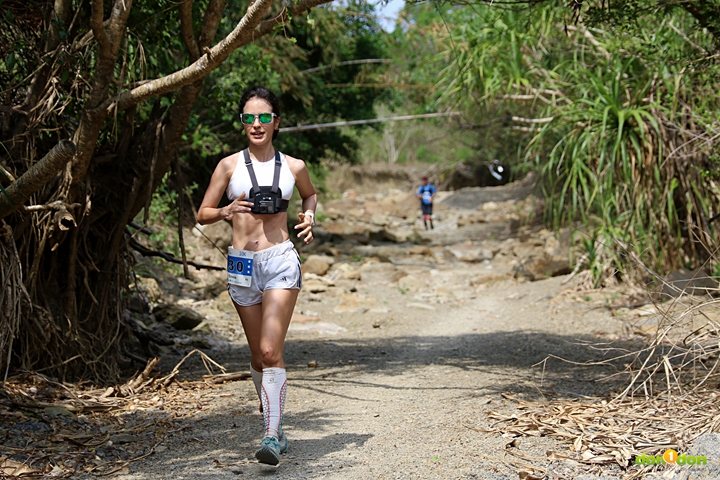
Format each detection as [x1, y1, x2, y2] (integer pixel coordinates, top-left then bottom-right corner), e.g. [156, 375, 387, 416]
[272, 150, 281, 194]
[243, 149, 282, 197]
[243, 149, 261, 195]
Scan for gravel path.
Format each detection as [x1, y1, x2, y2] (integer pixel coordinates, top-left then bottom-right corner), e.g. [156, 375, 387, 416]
[112, 264, 627, 480]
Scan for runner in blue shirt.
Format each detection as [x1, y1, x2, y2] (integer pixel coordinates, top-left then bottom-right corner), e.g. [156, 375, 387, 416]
[417, 175, 437, 230]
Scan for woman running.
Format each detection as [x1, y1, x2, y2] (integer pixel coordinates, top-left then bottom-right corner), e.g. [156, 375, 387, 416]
[197, 86, 317, 465]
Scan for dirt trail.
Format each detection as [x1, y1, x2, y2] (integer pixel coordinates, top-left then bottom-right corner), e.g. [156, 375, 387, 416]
[102, 172, 634, 479]
[112, 272, 623, 480]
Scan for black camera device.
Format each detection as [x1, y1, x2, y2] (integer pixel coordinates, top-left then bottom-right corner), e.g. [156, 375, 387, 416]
[250, 187, 283, 214]
[243, 149, 289, 214]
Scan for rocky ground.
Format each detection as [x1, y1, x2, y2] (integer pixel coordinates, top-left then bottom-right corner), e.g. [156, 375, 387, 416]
[2, 165, 719, 479]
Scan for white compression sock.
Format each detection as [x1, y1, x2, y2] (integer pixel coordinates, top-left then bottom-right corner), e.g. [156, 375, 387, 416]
[260, 367, 287, 439]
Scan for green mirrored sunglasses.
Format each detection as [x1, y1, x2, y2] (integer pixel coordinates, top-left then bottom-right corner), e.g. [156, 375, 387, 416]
[241, 112, 277, 125]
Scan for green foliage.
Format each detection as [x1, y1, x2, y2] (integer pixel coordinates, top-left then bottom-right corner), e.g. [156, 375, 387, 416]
[428, 2, 720, 276]
[181, 0, 389, 173]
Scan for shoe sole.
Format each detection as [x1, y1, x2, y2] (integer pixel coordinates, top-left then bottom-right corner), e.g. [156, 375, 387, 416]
[255, 447, 280, 466]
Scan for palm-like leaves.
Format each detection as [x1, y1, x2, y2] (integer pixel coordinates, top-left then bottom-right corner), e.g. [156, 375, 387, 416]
[436, 5, 720, 278]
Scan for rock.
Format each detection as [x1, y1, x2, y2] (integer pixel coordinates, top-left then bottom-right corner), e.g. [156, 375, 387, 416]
[457, 212, 486, 227]
[137, 277, 163, 302]
[330, 263, 361, 280]
[202, 276, 227, 299]
[303, 279, 328, 293]
[127, 293, 149, 314]
[660, 268, 719, 298]
[188, 336, 212, 349]
[398, 274, 429, 293]
[446, 241, 493, 262]
[153, 304, 205, 330]
[191, 320, 213, 334]
[676, 433, 720, 480]
[383, 227, 419, 243]
[512, 254, 571, 282]
[302, 255, 333, 276]
[481, 201, 499, 211]
[409, 245, 433, 256]
[334, 293, 374, 314]
[406, 302, 435, 310]
[369, 213, 389, 226]
[201, 220, 233, 249]
[322, 221, 383, 243]
[44, 406, 75, 418]
[359, 262, 399, 283]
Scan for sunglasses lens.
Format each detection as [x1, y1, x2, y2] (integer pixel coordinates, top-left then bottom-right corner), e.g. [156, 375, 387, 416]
[241, 113, 274, 124]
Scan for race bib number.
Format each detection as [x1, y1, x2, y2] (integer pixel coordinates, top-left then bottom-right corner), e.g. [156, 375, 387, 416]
[422, 191, 432, 203]
[227, 247, 253, 287]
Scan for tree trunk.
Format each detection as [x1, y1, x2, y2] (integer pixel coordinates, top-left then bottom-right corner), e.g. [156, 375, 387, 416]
[0, 0, 333, 381]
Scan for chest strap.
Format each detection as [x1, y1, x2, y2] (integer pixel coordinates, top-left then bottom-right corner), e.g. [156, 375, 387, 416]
[243, 149, 289, 212]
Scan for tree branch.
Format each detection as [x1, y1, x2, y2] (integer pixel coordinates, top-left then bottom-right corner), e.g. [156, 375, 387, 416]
[91, 0, 109, 57]
[103, 0, 333, 113]
[127, 236, 223, 271]
[105, 0, 276, 113]
[179, 0, 200, 61]
[0, 141, 77, 220]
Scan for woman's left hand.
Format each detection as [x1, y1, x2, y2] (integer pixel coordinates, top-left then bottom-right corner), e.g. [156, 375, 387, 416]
[295, 212, 314, 244]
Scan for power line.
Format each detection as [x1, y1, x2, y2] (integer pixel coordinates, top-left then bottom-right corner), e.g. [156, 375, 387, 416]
[279, 112, 462, 133]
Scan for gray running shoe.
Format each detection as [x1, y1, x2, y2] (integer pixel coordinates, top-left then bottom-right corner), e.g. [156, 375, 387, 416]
[255, 436, 281, 465]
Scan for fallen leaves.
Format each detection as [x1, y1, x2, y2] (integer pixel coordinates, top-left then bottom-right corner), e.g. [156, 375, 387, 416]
[0, 349, 247, 477]
[484, 392, 720, 477]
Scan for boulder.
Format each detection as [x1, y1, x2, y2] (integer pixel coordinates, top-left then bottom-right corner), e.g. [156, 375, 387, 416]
[359, 262, 401, 283]
[383, 227, 419, 243]
[199, 220, 233, 249]
[398, 274, 429, 292]
[303, 279, 328, 294]
[153, 304, 205, 330]
[457, 212, 486, 227]
[409, 245, 433, 256]
[302, 255, 333, 276]
[330, 262, 361, 280]
[136, 277, 163, 302]
[512, 254, 571, 282]
[446, 241, 493, 262]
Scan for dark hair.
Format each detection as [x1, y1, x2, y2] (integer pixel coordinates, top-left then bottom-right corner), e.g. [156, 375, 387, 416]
[239, 86, 281, 140]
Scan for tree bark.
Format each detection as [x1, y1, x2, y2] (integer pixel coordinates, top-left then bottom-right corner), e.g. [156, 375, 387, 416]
[0, 141, 77, 220]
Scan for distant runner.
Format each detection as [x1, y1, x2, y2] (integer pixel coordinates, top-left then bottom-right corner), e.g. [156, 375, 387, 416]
[417, 175, 437, 230]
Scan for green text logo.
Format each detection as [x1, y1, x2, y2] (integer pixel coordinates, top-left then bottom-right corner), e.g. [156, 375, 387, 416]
[635, 449, 707, 466]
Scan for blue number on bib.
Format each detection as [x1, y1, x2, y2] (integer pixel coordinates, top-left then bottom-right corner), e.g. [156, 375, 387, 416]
[228, 251, 253, 287]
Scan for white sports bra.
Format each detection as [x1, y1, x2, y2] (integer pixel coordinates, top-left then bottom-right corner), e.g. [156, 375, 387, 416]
[227, 151, 295, 202]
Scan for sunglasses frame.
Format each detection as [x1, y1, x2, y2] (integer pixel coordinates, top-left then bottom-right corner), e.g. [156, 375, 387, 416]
[241, 112, 278, 125]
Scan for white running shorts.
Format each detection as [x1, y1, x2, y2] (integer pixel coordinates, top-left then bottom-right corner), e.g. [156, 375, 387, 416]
[227, 240, 302, 306]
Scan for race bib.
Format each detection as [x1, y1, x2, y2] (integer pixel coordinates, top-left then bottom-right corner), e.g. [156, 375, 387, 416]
[227, 247, 254, 287]
[422, 191, 432, 203]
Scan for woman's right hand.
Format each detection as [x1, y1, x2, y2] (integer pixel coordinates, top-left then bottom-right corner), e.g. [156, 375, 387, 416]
[222, 192, 254, 219]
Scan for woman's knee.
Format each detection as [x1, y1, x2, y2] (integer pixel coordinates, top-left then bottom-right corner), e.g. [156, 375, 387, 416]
[259, 343, 283, 366]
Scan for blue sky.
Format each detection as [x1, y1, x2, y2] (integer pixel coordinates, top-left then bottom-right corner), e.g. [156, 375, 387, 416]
[374, 0, 405, 32]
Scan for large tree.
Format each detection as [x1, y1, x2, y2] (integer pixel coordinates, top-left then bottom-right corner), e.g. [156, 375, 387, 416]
[0, 0, 333, 381]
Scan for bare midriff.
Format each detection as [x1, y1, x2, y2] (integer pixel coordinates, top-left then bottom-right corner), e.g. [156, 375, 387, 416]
[231, 211, 290, 251]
